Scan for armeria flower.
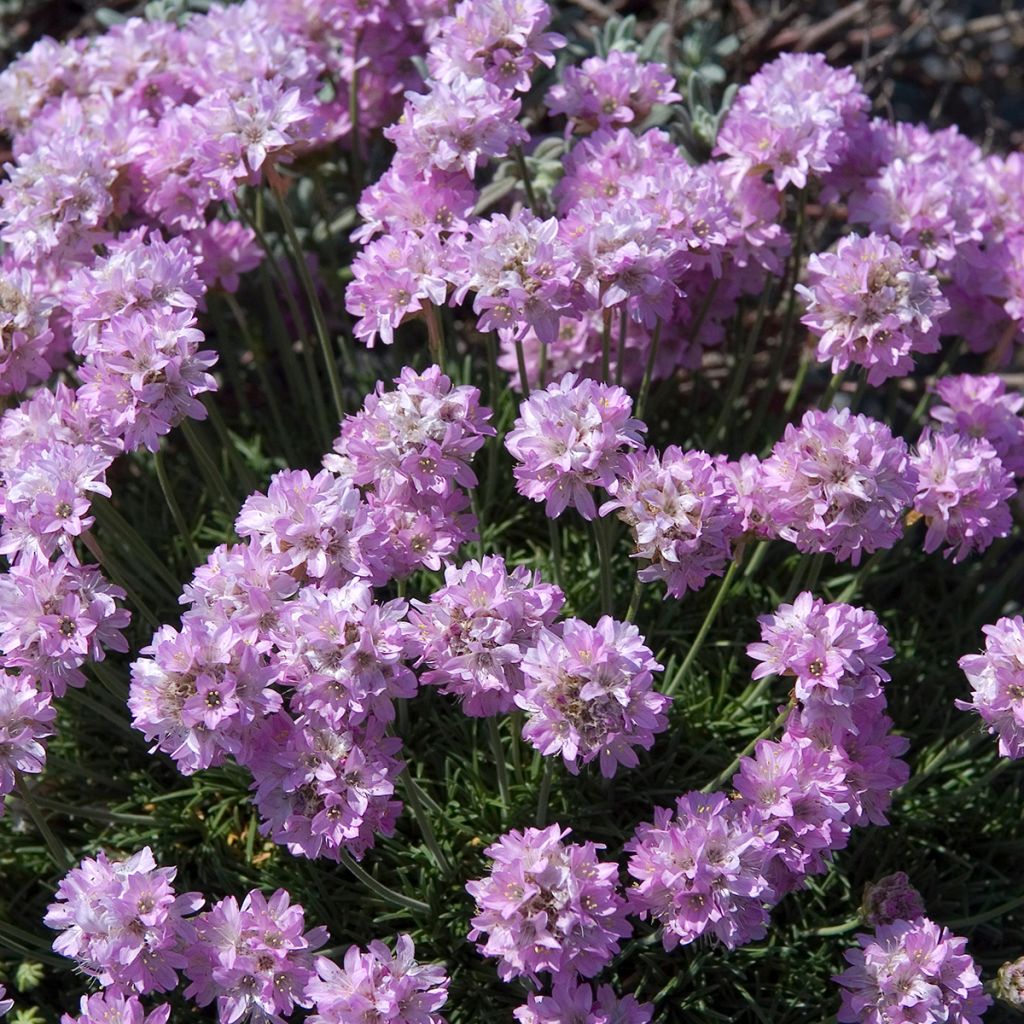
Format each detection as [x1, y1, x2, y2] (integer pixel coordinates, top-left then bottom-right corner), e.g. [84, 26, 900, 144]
[515, 978, 653, 1024]
[834, 917, 991, 1024]
[244, 711, 404, 862]
[449, 210, 583, 343]
[732, 733, 852, 894]
[747, 592, 893, 707]
[759, 408, 914, 564]
[517, 617, 668, 777]
[329, 364, 494, 499]
[427, 0, 564, 92]
[505, 374, 645, 520]
[385, 74, 528, 178]
[0, 673, 55, 802]
[181, 888, 327, 1023]
[45, 847, 203, 994]
[957, 615, 1024, 759]
[910, 430, 1015, 563]
[0, 987, 10, 1017]
[796, 233, 947, 384]
[60, 990, 170, 1024]
[715, 52, 869, 191]
[860, 872, 926, 927]
[308, 934, 449, 1024]
[407, 555, 564, 716]
[930, 374, 1024, 476]
[603, 447, 744, 598]
[345, 228, 448, 347]
[547, 50, 680, 132]
[626, 792, 775, 950]
[0, 266, 57, 396]
[467, 824, 631, 981]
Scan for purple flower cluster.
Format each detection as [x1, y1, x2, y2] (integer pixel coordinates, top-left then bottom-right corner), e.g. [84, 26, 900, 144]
[307, 934, 449, 1024]
[834, 917, 991, 1024]
[45, 846, 202, 993]
[604, 447, 744, 598]
[0, 670, 55, 800]
[515, 978, 652, 1024]
[957, 615, 1024, 759]
[407, 555, 564, 716]
[517, 616, 669, 778]
[758, 408, 914, 564]
[797, 233, 946, 384]
[61, 991, 169, 1024]
[931, 374, 1024, 476]
[860, 872, 926, 927]
[466, 824, 631, 981]
[505, 374, 645, 520]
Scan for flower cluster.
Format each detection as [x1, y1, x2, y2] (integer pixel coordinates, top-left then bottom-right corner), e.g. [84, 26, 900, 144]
[466, 824, 632, 981]
[408, 555, 564, 716]
[505, 374, 645, 520]
[758, 408, 914, 564]
[957, 615, 1024, 759]
[834, 917, 990, 1024]
[45, 847, 203, 994]
[515, 978, 653, 1024]
[860, 872, 926, 927]
[307, 934, 449, 1024]
[61, 991, 169, 1024]
[517, 616, 669, 777]
[797, 233, 946, 384]
[604, 447, 744, 598]
[930, 374, 1024, 475]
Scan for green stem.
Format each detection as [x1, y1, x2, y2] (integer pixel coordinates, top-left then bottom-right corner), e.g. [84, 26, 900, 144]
[205, 400, 257, 495]
[487, 718, 511, 814]
[424, 303, 446, 370]
[615, 305, 628, 386]
[601, 307, 612, 383]
[513, 144, 539, 213]
[535, 759, 554, 827]
[338, 850, 430, 913]
[742, 538, 771, 580]
[155, 450, 199, 568]
[625, 576, 643, 623]
[271, 184, 346, 422]
[783, 349, 812, 415]
[17, 783, 71, 871]
[635, 320, 662, 423]
[181, 419, 237, 513]
[515, 335, 531, 395]
[703, 701, 794, 793]
[817, 370, 845, 411]
[594, 516, 614, 616]
[401, 772, 450, 873]
[348, 35, 363, 197]
[547, 518, 564, 591]
[664, 559, 741, 697]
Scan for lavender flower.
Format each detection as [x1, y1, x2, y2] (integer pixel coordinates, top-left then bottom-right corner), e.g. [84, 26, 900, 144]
[517, 616, 668, 777]
[60, 991, 170, 1024]
[834, 917, 991, 1024]
[957, 615, 1024, 759]
[931, 374, 1024, 475]
[505, 374, 645, 520]
[515, 978, 653, 1024]
[308, 934, 449, 1024]
[860, 872, 926, 927]
[797, 233, 946, 384]
[466, 824, 631, 981]
[0, 673, 55, 803]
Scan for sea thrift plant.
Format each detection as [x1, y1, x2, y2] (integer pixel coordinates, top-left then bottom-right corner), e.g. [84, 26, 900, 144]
[60, 991, 170, 1024]
[517, 616, 669, 777]
[860, 872, 926, 927]
[514, 978, 653, 1024]
[466, 824, 631, 981]
[957, 616, 1024, 758]
[930, 374, 1024, 475]
[834, 917, 991, 1024]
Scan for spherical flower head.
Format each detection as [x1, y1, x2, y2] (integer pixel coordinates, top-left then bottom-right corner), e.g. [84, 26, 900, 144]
[626, 791, 776, 950]
[60, 990, 171, 1024]
[910, 430, 1015, 563]
[466, 823, 631, 981]
[182, 887, 327, 1022]
[995, 955, 1024, 1011]
[834, 917, 991, 1024]
[505, 373, 645, 520]
[797, 233, 946, 384]
[45, 847, 203, 994]
[517, 616, 668, 777]
[547, 50, 681, 132]
[716, 52, 868, 191]
[957, 615, 1024, 759]
[861, 872, 926, 928]
[759, 408, 914, 564]
[0, 672, 55, 800]
[747, 592, 893, 705]
[308, 934, 449, 1024]
[514, 978, 653, 1024]
[408, 554, 564, 716]
[931, 374, 1024, 476]
[603, 446, 745, 598]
